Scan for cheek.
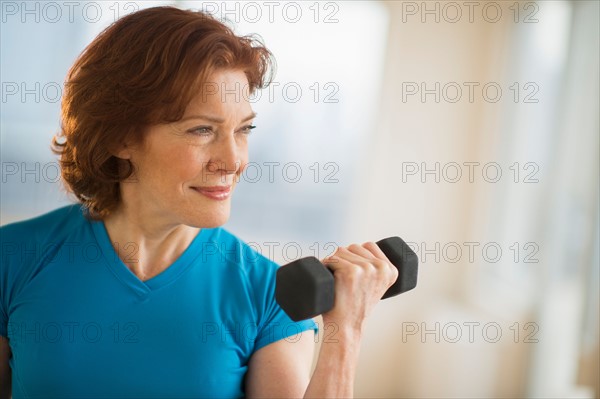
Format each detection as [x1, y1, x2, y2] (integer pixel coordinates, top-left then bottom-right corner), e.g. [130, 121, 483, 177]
[176, 147, 211, 179]
[237, 148, 250, 175]
[145, 144, 206, 183]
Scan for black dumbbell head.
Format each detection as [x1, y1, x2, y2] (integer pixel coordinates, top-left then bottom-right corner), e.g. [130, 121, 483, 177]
[275, 257, 335, 321]
[377, 236, 419, 299]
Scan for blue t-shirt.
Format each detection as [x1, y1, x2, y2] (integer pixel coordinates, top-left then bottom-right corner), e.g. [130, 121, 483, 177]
[0, 204, 317, 398]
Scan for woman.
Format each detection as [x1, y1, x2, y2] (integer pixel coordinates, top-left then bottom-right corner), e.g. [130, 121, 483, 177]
[0, 6, 397, 398]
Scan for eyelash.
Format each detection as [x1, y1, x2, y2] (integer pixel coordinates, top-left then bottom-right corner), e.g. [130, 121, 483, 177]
[187, 125, 256, 136]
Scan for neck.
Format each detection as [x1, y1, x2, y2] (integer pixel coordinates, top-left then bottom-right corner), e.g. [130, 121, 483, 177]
[102, 201, 200, 282]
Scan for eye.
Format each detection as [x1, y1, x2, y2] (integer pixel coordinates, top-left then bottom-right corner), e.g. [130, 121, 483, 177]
[187, 126, 213, 136]
[238, 125, 256, 135]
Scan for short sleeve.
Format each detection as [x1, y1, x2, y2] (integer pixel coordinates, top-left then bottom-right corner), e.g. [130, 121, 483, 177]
[254, 302, 318, 353]
[204, 227, 320, 354]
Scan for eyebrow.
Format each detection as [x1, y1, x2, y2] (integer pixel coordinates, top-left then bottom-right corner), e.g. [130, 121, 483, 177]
[179, 112, 257, 124]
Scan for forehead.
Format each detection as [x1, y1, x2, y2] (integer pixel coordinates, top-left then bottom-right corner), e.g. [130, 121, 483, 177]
[185, 69, 252, 116]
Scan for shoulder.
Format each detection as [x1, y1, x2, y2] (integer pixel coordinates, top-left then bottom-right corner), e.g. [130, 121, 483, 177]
[1, 203, 86, 245]
[203, 227, 281, 295]
[0, 203, 86, 290]
[0, 204, 87, 322]
[206, 227, 279, 270]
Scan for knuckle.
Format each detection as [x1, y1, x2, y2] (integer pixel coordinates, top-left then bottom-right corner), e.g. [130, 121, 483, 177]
[357, 261, 376, 272]
[348, 243, 362, 252]
[336, 246, 352, 257]
[362, 241, 377, 250]
[330, 248, 345, 259]
[339, 267, 362, 282]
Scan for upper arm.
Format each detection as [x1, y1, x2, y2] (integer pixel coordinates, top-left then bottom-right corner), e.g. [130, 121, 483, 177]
[0, 336, 11, 399]
[245, 330, 315, 398]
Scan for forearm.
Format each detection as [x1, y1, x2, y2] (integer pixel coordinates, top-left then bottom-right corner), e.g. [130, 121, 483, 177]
[302, 242, 397, 398]
[303, 325, 362, 398]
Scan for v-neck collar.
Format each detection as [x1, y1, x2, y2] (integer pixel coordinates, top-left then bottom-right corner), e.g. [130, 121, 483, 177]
[89, 217, 209, 298]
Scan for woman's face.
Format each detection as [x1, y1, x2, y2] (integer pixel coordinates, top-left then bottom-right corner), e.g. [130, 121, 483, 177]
[119, 69, 254, 228]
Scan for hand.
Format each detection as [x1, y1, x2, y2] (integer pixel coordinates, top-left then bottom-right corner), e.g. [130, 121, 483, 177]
[320, 242, 398, 333]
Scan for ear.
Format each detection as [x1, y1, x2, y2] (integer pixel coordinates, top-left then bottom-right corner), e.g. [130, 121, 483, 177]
[110, 138, 136, 160]
[113, 144, 132, 160]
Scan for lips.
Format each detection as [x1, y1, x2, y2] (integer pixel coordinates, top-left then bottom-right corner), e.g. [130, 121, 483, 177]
[191, 185, 232, 201]
[193, 186, 231, 192]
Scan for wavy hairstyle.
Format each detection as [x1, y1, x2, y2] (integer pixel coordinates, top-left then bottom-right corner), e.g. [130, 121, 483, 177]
[52, 6, 274, 220]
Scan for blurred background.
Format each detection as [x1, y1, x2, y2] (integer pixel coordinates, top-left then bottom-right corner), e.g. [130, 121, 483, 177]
[1, 0, 598, 397]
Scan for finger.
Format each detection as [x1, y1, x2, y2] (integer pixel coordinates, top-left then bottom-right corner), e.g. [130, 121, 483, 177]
[322, 255, 359, 273]
[361, 242, 393, 265]
[362, 242, 399, 281]
[345, 243, 379, 261]
[345, 243, 392, 272]
[324, 246, 374, 268]
[324, 247, 386, 278]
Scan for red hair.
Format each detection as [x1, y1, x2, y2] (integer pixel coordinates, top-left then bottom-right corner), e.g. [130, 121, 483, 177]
[52, 6, 274, 220]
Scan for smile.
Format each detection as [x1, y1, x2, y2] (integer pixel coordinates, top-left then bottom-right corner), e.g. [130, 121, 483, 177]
[191, 186, 232, 201]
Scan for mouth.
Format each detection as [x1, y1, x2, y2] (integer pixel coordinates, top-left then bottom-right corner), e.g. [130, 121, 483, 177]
[190, 185, 232, 201]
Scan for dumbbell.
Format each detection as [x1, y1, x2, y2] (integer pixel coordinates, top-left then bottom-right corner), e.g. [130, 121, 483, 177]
[275, 236, 418, 321]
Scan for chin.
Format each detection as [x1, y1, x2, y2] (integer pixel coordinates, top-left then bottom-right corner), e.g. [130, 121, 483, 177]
[185, 211, 230, 229]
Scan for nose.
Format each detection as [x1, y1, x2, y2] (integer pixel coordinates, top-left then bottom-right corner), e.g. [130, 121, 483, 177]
[207, 134, 242, 178]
